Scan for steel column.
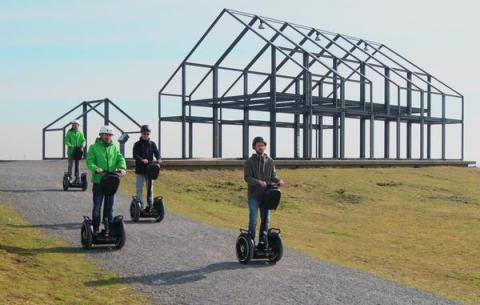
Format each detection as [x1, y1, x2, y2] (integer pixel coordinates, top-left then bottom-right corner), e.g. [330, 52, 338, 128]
[406, 72, 412, 159]
[340, 80, 346, 159]
[270, 46, 277, 159]
[243, 73, 249, 159]
[384, 67, 390, 158]
[360, 62, 366, 158]
[294, 79, 300, 159]
[442, 93, 446, 160]
[317, 115, 323, 159]
[158, 93, 162, 158]
[427, 75, 432, 159]
[303, 52, 312, 159]
[181, 64, 187, 159]
[420, 91, 424, 160]
[104, 99, 109, 126]
[212, 66, 220, 158]
[82, 102, 88, 150]
[188, 96, 193, 158]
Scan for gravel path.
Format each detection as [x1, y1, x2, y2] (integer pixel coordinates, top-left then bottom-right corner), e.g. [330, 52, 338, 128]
[0, 161, 459, 305]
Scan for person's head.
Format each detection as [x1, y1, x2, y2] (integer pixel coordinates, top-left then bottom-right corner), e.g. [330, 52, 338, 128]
[71, 120, 80, 130]
[252, 136, 267, 155]
[99, 125, 114, 144]
[140, 125, 151, 141]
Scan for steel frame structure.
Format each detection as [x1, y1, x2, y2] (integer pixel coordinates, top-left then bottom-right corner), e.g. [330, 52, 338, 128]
[42, 98, 142, 159]
[159, 9, 464, 160]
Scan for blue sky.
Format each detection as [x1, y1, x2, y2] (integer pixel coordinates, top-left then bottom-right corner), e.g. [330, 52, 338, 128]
[0, 0, 479, 162]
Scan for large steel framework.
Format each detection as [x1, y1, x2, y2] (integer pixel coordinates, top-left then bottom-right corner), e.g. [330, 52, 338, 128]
[159, 9, 464, 160]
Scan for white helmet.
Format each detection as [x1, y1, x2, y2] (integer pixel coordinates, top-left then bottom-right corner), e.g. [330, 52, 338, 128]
[71, 119, 80, 125]
[99, 125, 114, 135]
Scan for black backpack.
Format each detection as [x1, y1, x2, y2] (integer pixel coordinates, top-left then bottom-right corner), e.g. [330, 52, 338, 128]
[146, 162, 161, 180]
[100, 172, 121, 196]
[72, 147, 83, 161]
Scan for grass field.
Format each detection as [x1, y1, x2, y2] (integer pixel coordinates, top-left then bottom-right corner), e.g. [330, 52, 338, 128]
[0, 200, 152, 305]
[121, 166, 480, 305]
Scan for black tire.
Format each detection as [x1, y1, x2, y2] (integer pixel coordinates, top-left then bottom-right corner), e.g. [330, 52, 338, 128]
[267, 232, 283, 264]
[81, 222, 93, 249]
[81, 175, 88, 191]
[63, 176, 69, 191]
[154, 198, 165, 223]
[130, 199, 140, 222]
[115, 220, 126, 249]
[236, 233, 254, 264]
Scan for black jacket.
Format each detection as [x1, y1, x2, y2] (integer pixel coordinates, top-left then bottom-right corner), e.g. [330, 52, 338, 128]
[133, 138, 160, 175]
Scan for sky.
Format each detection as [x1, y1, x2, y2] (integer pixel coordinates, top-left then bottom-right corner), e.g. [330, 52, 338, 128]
[0, 0, 479, 163]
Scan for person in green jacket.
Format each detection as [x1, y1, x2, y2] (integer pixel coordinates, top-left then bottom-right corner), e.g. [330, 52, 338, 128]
[87, 125, 127, 234]
[64, 120, 86, 183]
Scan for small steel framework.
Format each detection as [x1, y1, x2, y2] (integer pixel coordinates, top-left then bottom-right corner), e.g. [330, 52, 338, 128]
[159, 9, 464, 160]
[42, 98, 141, 159]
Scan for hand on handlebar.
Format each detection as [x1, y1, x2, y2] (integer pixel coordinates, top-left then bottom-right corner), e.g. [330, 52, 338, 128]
[259, 180, 267, 188]
[96, 168, 104, 174]
[279, 179, 285, 187]
[142, 159, 148, 164]
[117, 169, 126, 177]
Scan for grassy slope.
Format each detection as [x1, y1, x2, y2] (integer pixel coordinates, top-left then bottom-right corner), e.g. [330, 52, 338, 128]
[121, 166, 480, 305]
[0, 201, 152, 305]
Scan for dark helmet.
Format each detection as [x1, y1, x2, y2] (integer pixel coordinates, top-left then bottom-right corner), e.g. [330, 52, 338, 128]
[252, 136, 267, 148]
[140, 125, 151, 133]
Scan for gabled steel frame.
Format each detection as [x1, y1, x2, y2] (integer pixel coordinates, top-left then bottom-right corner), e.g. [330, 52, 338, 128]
[158, 9, 464, 160]
[42, 98, 142, 160]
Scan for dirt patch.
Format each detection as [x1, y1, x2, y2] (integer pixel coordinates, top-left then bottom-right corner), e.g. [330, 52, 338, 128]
[335, 188, 361, 204]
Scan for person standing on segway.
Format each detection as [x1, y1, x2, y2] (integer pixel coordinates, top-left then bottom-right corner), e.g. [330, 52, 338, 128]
[65, 120, 86, 183]
[87, 126, 127, 235]
[133, 125, 161, 211]
[244, 136, 285, 249]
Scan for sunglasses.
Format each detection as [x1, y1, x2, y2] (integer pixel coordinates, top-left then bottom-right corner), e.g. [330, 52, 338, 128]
[142, 132, 150, 135]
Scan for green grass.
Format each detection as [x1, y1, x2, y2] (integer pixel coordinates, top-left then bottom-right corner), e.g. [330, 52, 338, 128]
[121, 166, 480, 305]
[0, 200, 152, 305]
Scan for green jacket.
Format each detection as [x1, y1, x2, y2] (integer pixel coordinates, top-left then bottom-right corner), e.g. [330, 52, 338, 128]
[64, 128, 86, 156]
[87, 138, 127, 184]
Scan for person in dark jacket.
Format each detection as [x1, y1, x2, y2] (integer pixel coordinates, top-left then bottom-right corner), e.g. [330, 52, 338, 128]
[133, 125, 161, 210]
[244, 136, 285, 247]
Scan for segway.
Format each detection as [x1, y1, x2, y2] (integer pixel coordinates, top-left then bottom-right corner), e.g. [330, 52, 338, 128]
[63, 147, 88, 191]
[81, 171, 126, 249]
[236, 183, 283, 264]
[130, 161, 165, 223]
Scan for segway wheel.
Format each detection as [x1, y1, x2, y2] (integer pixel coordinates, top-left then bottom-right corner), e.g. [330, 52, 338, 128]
[63, 175, 69, 191]
[81, 222, 93, 249]
[130, 199, 140, 222]
[236, 233, 254, 264]
[267, 232, 283, 264]
[81, 175, 88, 191]
[153, 197, 165, 223]
[114, 218, 126, 249]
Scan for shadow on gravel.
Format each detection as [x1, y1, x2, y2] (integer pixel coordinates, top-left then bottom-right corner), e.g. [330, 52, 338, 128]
[0, 244, 114, 255]
[7, 222, 79, 231]
[85, 261, 273, 287]
[0, 188, 75, 193]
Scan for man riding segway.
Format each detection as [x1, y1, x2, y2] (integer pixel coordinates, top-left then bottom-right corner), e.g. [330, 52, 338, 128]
[129, 125, 165, 223]
[133, 125, 161, 211]
[244, 136, 285, 249]
[86, 125, 127, 236]
[65, 120, 86, 184]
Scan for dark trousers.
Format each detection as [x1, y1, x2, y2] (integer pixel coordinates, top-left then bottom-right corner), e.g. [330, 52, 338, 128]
[67, 155, 79, 178]
[92, 184, 115, 232]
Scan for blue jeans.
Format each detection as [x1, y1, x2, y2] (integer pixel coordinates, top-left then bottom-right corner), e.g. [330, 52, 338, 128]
[92, 184, 115, 232]
[248, 197, 270, 242]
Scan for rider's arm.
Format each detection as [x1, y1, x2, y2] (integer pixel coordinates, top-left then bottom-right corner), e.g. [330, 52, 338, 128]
[132, 142, 144, 163]
[244, 160, 261, 186]
[270, 162, 280, 183]
[86, 145, 98, 172]
[115, 146, 127, 170]
[78, 132, 86, 148]
[152, 142, 160, 161]
[64, 131, 72, 147]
